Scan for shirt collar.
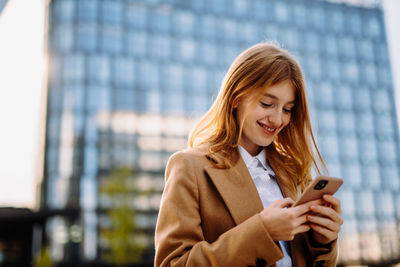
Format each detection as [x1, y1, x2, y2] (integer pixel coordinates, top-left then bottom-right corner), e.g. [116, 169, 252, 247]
[238, 146, 269, 171]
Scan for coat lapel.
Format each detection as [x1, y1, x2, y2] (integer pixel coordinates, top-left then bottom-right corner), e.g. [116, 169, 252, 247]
[204, 153, 264, 225]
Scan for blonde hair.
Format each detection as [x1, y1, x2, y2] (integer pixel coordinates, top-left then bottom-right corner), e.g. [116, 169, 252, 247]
[189, 42, 326, 195]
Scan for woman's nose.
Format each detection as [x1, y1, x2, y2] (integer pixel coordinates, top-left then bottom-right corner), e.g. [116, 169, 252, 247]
[268, 110, 282, 126]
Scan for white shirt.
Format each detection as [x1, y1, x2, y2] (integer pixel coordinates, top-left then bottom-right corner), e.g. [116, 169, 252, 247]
[238, 146, 292, 267]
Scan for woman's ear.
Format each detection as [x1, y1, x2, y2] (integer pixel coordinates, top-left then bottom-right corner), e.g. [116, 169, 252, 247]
[232, 98, 239, 108]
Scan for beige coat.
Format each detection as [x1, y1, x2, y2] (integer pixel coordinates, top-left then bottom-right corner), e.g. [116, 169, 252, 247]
[154, 146, 338, 267]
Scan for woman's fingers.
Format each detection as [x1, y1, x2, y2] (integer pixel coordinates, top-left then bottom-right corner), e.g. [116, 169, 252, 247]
[290, 199, 322, 216]
[310, 204, 343, 225]
[306, 196, 343, 244]
[278, 197, 295, 208]
[295, 223, 311, 235]
[309, 223, 336, 241]
[322, 195, 342, 214]
[307, 214, 341, 233]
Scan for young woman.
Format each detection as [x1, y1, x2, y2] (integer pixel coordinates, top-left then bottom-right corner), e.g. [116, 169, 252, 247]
[154, 43, 342, 267]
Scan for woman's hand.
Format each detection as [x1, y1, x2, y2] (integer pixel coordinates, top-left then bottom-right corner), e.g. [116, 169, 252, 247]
[260, 198, 321, 241]
[306, 194, 343, 245]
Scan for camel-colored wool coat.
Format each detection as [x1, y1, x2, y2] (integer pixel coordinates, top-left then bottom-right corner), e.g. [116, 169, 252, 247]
[154, 146, 338, 267]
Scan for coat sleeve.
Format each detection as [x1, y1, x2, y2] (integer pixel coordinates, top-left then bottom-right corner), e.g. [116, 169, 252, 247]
[305, 233, 338, 266]
[291, 218, 338, 266]
[154, 152, 284, 267]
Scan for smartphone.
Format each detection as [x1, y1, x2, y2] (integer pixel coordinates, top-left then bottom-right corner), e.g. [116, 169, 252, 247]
[293, 176, 343, 206]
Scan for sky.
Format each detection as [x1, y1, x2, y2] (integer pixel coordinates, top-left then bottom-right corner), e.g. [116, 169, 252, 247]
[0, 0, 45, 208]
[0, 0, 398, 209]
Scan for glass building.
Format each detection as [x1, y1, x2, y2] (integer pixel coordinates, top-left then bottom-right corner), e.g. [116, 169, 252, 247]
[42, 0, 400, 265]
[0, 0, 8, 13]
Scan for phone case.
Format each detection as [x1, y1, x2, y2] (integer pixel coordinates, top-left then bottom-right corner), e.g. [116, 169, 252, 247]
[293, 176, 343, 206]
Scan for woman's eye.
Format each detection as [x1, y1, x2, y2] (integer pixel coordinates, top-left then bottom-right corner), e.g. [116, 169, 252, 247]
[260, 102, 272, 107]
[283, 108, 292, 113]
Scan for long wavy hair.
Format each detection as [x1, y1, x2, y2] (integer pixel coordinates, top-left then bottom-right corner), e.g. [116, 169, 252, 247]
[189, 42, 326, 195]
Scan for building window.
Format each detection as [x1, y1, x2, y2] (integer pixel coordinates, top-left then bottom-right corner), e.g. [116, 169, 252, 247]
[356, 190, 375, 219]
[323, 35, 338, 59]
[88, 55, 110, 85]
[372, 90, 391, 115]
[100, 26, 122, 54]
[358, 137, 378, 165]
[337, 111, 356, 135]
[329, 8, 344, 33]
[173, 10, 195, 36]
[365, 16, 381, 39]
[76, 23, 98, 52]
[221, 18, 237, 42]
[337, 189, 355, 218]
[335, 85, 353, 110]
[342, 61, 359, 84]
[339, 134, 358, 161]
[275, 2, 289, 23]
[318, 132, 339, 159]
[375, 114, 395, 138]
[325, 60, 340, 81]
[63, 85, 84, 111]
[162, 90, 184, 115]
[378, 140, 397, 164]
[84, 145, 98, 175]
[375, 192, 395, 219]
[342, 161, 362, 188]
[381, 165, 400, 190]
[190, 66, 207, 92]
[77, 0, 97, 23]
[198, 14, 216, 40]
[126, 3, 147, 29]
[292, 4, 307, 28]
[175, 37, 196, 62]
[253, 0, 268, 21]
[309, 5, 325, 31]
[53, 23, 74, 52]
[63, 54, 85, 84]
[149, 8, 171, 34]
[362, 163, 381, 189]
[353, 88, 371, 114]
[339, 36, 356, 59]
[87, 86, 111, 111]
[315, 82, 334, 109]
[358, 39, 374, 62]
[238, 22, 258, 44]
[199, 41, 217, 65]
[53, 0, 75, 23]
[112, 57, 135, 87]
[126, 31, 147, 57]
[361, 63, 377, 86]
[233, 0, 249, 18]
[347, 9, 362, 36]
[137, 60, 159, 89]
[209, 0, 226, 15]
[114, 88, 134, 111]
[162, 63, 184, 92]
[100, 0, 123, 26]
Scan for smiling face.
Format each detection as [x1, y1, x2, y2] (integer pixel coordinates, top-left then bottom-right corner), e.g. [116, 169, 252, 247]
[235, 80, 296, 156]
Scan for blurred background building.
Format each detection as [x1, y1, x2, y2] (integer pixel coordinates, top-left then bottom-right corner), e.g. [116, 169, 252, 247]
[0, 0, 8, 13]
[1, 0, 400, 266]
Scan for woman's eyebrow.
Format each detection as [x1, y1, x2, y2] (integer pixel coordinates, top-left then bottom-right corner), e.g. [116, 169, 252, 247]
[263, 93, 295, 104]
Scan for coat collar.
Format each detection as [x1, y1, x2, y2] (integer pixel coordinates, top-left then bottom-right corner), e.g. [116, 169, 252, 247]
[204, 149, 264, 225]
[204, 148, 297, 225]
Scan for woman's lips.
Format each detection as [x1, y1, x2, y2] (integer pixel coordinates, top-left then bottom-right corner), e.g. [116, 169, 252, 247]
[257, 121, 276, 136]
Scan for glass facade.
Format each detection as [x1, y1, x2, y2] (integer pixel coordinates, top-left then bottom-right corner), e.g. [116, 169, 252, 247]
[0, 0, 7, 13]
[43, 0, 400, 265]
